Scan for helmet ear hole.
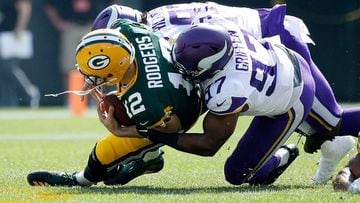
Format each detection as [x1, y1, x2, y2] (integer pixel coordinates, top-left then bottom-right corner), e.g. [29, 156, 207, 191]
[108, 74, 113, 77]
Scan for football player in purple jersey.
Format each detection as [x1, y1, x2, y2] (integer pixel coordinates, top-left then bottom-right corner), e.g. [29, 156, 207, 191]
[142, 21, 360, 185]
[91, 2, 358, 184]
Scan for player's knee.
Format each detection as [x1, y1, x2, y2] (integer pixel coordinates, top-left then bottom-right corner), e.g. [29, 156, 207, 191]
[224, 158, 245, 185]
[95, 138, 117, 165]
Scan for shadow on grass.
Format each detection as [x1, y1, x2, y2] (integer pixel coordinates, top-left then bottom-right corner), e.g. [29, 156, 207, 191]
[57, 184, 317, 195]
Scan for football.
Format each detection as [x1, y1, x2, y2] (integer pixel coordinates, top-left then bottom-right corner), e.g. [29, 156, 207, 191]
[102, 94, 134, 126]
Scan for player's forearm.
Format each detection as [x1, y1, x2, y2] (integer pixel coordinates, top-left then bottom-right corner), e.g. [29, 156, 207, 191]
[177, 133, 223, 156]
[142, 130, 223, 156]
[140, 112, 237, 156]
[14, 0, 31, 32]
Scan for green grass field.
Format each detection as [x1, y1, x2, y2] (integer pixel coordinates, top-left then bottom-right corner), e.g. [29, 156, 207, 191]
[0, 107, 359, 202]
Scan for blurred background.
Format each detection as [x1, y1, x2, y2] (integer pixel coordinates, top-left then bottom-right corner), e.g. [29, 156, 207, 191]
[1, 0, 359, 107]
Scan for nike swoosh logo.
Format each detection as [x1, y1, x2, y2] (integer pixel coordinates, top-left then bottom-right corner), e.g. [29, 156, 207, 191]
[216, 100, 226, 107]
[140, 121, 149, 126]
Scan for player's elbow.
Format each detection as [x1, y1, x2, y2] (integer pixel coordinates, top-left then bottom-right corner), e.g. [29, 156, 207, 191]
[200, 140, 222, 156]
[199, 149, 217, 157]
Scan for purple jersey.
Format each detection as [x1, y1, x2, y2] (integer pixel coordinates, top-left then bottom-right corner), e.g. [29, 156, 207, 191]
[200, 21, 302, 116]
[146, 2, 313, 46]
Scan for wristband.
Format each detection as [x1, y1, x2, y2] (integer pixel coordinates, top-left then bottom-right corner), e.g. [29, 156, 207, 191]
[138, 129, 179, 148]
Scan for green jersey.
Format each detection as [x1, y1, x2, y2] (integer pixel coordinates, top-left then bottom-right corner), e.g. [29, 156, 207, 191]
[112, 19, 202, 132]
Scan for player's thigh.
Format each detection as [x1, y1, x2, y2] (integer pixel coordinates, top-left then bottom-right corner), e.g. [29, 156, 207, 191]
[224, 108, 303, 184]
[231, 109, 300, 165]
[305, 63, 343, 135]
[95, 133, 161, 165]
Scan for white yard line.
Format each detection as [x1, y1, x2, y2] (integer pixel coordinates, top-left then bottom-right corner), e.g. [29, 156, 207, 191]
[0, 132, 103, 140]
[0, 108, 98, 120]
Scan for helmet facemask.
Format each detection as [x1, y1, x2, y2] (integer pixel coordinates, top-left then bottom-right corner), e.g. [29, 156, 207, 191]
[76, 64, 106, 86]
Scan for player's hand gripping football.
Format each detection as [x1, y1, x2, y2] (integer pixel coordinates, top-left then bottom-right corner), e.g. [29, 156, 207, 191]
[97, 94, 139, 137]
[97, 102, 139, 137]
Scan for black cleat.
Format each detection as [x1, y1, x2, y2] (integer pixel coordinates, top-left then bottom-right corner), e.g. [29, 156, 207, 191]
[104, 154, 164, 186]
[304, 133, 335, 154]
[263, 144, 299, 185]
[27, 170, 79, 187]
[250, 144, 299, 185]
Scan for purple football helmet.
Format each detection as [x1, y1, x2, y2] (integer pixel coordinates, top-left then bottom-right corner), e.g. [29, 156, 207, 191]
[171, 23, 233, 81]
[91, 4, 143, 30]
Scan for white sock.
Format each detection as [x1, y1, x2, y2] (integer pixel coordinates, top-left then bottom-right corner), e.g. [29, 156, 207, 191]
[275, 147, 290, 167]
[75, 170, 95, 186]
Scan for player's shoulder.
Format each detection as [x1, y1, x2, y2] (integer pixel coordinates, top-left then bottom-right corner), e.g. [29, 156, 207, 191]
[202, 71, 248, 115]
[111, 19, 152, 36]
[111, 18, 143, 28]
[206, 93, 248, 115]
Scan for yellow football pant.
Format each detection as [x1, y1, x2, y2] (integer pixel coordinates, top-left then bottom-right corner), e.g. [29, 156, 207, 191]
[95, 133, 154, 165]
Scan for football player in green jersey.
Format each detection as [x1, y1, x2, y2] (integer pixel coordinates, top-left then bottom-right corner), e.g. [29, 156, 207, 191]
[26, 19, 202, 186]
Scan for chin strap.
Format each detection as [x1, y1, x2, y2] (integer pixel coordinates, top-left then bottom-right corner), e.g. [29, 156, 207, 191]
[44, 78, 116, 97]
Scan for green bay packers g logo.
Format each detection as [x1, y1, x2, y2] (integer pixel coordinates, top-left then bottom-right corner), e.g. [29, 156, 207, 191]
[88, 55, 110, 70]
